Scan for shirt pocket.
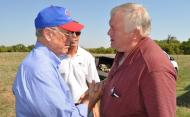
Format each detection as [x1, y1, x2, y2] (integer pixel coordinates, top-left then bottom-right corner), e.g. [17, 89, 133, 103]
[74, 60, 88, 75]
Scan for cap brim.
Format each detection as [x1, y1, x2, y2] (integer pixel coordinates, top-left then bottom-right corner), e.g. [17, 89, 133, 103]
[59, 21, 84, 32]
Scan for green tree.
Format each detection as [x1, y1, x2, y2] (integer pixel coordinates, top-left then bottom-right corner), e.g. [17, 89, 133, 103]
[180, 39, 190, 54]
[155, 35, 182, 54]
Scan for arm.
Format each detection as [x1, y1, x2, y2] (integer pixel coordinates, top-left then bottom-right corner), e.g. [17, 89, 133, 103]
[140, 71, 176, 117]
[92, 100, 100, 117]
[25, 66, 88, 117]
[79, 80, 103, 117]
[87, 83, 100, 117]
[91, 78, 108, 117]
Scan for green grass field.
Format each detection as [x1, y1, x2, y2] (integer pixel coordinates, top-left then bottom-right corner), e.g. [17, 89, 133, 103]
[0, 52, 190, 117]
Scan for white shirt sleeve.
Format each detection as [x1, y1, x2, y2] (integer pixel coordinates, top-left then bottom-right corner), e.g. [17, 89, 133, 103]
[86, 57, 100, 83]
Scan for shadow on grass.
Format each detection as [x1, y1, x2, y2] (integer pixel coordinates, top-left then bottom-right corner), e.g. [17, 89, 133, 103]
[177, 85, 190, 108]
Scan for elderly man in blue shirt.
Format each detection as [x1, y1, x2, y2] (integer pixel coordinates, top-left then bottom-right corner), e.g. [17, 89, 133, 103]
[13, 6, 102, 117]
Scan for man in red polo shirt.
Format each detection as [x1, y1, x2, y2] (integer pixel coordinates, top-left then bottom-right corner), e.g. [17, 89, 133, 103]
[100, 3, 177, 117]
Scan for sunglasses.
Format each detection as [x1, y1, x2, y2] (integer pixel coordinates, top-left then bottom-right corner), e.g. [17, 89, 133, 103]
[68, 31, 81, 36]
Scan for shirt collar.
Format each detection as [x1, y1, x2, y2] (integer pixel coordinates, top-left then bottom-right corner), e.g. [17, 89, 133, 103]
[124, 37, 148, 65]
[115, 37, 148, 66]
[35, 42, 61, 67]
[60, 46, 82, 59]
[76, 46, 83, 56]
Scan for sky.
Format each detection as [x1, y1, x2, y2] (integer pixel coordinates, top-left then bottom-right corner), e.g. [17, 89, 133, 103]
[0, 0, 190, 48]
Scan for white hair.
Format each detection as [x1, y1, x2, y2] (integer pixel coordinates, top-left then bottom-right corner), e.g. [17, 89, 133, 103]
[111, 3, 151, 36]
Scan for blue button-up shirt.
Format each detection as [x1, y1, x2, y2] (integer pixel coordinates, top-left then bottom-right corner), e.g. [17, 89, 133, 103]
[13, 42, 88, 117]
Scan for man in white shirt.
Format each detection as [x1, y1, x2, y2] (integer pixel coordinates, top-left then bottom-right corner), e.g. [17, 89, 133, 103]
[59, 27, 100, 117]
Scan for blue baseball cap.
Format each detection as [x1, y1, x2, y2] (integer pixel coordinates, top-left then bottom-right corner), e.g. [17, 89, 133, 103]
[35, 6, 84, 31]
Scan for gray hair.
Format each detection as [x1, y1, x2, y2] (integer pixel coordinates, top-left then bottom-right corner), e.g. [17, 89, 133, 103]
[111, 3, 151, 36]
[35, 27, 58, 39]
[36, 29, 43, 38]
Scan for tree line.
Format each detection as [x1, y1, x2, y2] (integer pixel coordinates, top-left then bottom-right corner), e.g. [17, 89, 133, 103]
[87, 36, 190, 55]
[0, 36, 190, 54]
[154, 36, 190, 54]
[0, 44, 34, 52]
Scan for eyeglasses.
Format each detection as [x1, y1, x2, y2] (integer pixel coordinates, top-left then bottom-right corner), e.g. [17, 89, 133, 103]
[57, 29, 81, 37]
[49, 28, 81, 37]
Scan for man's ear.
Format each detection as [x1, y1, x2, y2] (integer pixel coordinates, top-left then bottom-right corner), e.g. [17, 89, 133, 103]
[136, 26, 144, 37]
[133, 26, 141, 35]
[130, 27, 142, 40]
[43, 28, 52, 41]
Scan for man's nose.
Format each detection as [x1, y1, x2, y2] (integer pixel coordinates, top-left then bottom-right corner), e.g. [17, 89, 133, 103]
[108, 29, 111, 36]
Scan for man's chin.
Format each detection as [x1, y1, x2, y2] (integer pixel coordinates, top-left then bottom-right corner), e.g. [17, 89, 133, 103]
[111, 45, 120, 51]
[62, 48, 69, 54]
[110, 44, 115, 49]
[70, 44, 78, 47]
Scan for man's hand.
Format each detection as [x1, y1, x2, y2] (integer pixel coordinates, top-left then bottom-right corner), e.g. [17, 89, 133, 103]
[79, 80, 103, 110]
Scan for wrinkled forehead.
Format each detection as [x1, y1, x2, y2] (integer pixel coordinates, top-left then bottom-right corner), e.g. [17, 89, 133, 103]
[109, 11, 125, 26]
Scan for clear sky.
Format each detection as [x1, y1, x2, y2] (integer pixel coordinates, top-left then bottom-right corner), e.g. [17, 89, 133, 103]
[0, 0, 190, 48]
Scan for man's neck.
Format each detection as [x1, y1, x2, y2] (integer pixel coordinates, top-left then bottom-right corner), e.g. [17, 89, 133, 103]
[118, 53, 127, 67]
[67, 46, 78, 57]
